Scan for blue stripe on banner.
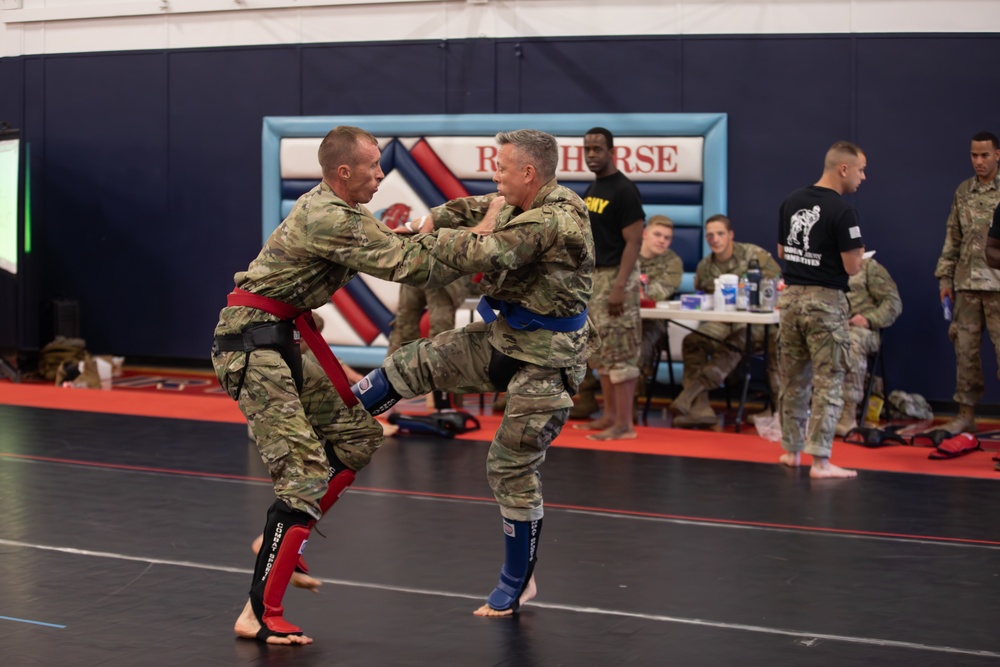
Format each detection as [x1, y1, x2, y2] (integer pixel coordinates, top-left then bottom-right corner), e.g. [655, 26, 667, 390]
[0, 615, 65, 629]
[343, 276, 395, 336]
[380, 139, 397, 173]
[458, 180, 499, 196]
[281, 199, 295, 219]
[383, 139, 447, 207]
[550, 181, 702, 205]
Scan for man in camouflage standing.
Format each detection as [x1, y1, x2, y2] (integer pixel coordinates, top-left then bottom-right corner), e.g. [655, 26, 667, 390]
[352, 129, 596, 618]
[212, 126, 486, 645]
[670, 214, 781, 427]
[777, 141, 866, 479]
[835, 255, 903, 436]
[934, 131, 1000, 434]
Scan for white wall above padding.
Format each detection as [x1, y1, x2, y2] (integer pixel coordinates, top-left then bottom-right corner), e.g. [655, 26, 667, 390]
[3, 1, 999, 56]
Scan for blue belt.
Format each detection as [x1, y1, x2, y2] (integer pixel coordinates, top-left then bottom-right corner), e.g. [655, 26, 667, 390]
[476, 296, 588, 332]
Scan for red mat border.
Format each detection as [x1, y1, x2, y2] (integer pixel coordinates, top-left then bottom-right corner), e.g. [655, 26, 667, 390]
[2, 381, 998, 480]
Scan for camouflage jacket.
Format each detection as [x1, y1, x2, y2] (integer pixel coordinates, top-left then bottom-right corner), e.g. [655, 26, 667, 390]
[934, 173, 1000, 292]
[694, 242, 781, 293]
[847, 257, 902, 330]
[215, 181, 461, 335]
[430, 180, 596, 368]
[640, 249, 683, 302]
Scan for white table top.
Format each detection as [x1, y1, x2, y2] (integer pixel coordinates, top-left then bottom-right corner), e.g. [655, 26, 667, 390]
[466, 298, 780, 325]
[641, 302, 780, 324]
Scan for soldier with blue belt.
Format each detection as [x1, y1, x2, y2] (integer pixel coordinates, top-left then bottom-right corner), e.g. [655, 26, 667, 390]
[352, 129, 598, 617]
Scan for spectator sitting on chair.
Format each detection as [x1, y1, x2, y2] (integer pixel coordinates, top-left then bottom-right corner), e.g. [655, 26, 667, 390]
[638, 214, 684, 383]
[835, 254, 902, 436]
[670, 214, 781, 428]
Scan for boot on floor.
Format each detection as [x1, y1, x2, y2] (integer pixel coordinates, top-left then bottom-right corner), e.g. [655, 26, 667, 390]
[835, 402, 859, 437]
[940, 403, 977, 435]
[673, 392, 718, 428]
[569, 372, 600, 420]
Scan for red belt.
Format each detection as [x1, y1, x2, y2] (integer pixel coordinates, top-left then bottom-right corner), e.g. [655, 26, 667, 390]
[226, 288, 358, 408]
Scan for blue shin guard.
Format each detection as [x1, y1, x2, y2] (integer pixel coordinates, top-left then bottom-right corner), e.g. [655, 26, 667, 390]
[486, 518, 542, 612]
[351, 368, 402, 415]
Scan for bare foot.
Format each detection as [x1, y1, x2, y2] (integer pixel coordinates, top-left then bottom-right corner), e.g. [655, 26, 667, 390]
[586, 426, 637, 441]
[473, 576, 537, 617]
[810, 462, 858, 479]
[251, 535, 321, 593]
[779, 452, 801, 467]
[234, 599, 313, 645]
[573, 418, 612, 431]
[377, 417, 399, 437]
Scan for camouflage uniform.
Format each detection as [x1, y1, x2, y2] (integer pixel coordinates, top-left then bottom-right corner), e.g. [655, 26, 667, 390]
[934, 173, 1000, 407]
[681, 243, 781, 391]
[386, 279, 473, 354]
[212, 181, 461, 519]
[842, 258, 902, 412]
[778, 285, 850, 457]
[639, 249, 683, 373]
[383, 182, 596, 522]
[589, 265, 641, 382]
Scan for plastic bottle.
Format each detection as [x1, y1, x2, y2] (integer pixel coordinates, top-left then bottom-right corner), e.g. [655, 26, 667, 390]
[746, 258, 762, 311]
[943, 295, 953, 322]
[713, 278, 726, 311]
[736, 274, 749, 311]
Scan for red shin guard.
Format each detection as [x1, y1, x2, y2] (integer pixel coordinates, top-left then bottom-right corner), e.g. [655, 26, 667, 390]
[295, 466, 356, 573]
[250, 501, 312, 640]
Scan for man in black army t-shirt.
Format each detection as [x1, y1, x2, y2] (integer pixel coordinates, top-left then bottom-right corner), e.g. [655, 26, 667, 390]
[776, 140, 866, 479]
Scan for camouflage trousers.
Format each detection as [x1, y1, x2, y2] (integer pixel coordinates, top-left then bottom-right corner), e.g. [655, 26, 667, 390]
[949, 290, 1000, 406]
[776, 285, 850, 459]
[843, 325, 880, 407]
[587, 265, 641, 383]
[640, 319, 668, 374]
[681, 321, 779, 389]
[387, 279, 471, 355]
[213, 347, 383, 520]
[384, 321, 585, 521]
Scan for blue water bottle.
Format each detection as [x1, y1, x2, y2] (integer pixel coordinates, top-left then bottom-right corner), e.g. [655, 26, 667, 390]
[943, 295, 953, 322]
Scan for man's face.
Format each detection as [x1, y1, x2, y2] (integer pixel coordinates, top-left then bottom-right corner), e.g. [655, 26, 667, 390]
[971, 140, 1000, 181]
[584, 133, 615, 177]
[345, 139, 384, 205]
[842, 152, 867, 194]
[642, 224, 673, 257]
[705, 221, 734, 259]
[493, 144, 528, 208]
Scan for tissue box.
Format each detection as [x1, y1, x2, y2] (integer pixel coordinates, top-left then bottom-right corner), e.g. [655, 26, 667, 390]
[680, 295, 703, 310]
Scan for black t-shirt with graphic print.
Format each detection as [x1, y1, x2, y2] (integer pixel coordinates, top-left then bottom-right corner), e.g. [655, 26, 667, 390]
[778, 185, 864, 291]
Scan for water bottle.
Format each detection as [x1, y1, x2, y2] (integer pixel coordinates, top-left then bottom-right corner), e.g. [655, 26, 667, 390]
[736, 274, 749, 311]
[747, 258, 762, 311]
[943, 295, 953, 322]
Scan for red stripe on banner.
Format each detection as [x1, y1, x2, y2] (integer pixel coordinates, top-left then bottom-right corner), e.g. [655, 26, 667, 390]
[331, 290, 381, 345]
[409, 139, 470, 199]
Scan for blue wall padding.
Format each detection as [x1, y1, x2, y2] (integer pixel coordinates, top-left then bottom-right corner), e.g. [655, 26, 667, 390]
[282, 179, 319, 199]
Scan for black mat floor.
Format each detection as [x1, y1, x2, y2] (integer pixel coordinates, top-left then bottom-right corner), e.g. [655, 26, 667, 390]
[2, 404, 1000, 666]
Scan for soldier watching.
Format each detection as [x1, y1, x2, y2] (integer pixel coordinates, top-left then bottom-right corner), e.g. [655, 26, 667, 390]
[935, 131, 1000, 434]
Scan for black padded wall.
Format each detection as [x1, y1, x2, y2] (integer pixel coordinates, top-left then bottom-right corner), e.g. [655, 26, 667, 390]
[0, 33, 998, 403]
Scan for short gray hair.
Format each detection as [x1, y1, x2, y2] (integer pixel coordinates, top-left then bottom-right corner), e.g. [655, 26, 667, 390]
[495, 129, 558, 181]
